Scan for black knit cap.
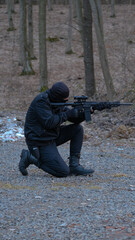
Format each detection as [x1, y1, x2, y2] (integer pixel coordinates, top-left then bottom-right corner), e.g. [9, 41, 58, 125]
[49, 82, 69, 102]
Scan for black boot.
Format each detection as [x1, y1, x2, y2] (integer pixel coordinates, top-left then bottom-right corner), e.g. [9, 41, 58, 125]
[69, 155, 94, 176]
[19, 149, 38, 176]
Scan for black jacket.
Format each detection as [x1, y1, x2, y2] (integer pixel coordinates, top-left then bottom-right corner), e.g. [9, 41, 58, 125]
[24, 91, 84, 146]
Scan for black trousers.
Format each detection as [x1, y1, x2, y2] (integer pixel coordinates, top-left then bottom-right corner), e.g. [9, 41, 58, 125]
[28, 124, 83, 177]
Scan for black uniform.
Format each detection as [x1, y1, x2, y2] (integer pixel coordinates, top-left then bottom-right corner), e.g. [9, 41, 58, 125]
[19, 82, 94, 177]
[24, 90, 84, 177]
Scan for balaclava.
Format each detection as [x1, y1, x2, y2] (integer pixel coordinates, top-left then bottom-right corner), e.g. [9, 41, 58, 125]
[48, 82, 69, 102]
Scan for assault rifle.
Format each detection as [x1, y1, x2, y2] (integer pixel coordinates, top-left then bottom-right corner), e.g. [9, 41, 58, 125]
[51, 95, 132, 122]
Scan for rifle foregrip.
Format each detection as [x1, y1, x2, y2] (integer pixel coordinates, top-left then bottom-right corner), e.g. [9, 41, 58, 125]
[84, 108, 91, 122]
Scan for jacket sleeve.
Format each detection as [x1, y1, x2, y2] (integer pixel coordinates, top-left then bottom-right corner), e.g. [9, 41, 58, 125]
[63, 106, 85, 124]
[35, 98, 68, 129]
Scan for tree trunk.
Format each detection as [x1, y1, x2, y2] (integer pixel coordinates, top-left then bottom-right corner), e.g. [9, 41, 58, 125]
[47, 0, 53, 10]
[39, 0, 48, 91]
[72, 0, 77, 18]
[11, 0, 15, 13]
[89, 0, 115, 100]
[65, 0, 73, 54]
[19, 0, 35, 75]
[7, 0, 15, 31]
[76, 0, 83, 44]
[6, 0, 15, 13]
[19, 0, 26, 66]
[82, 0, 96, 97]
[28, 0, 36, 59]
[110, 0, 116, 18]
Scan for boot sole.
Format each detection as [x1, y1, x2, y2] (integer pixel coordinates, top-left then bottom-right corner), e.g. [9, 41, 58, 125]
[70, 172, 94, 177]
[75, 173, 93, 176]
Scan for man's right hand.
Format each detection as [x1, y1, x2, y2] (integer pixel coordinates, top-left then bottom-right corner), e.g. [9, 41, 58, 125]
[66, 108, 78, 119]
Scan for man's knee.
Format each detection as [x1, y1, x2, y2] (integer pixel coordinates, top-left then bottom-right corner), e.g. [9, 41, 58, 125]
[40, 163, 70, 177]
[39, 153, 70, 177]
[53, 161, 70, 177]
[60, 167, 70, 177]
[74, 124, 83, 135]
[78, 124, 83, 132]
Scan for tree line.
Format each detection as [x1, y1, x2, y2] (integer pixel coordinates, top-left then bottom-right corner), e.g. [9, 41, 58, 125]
[4, 0, 134, 100]
[1, 0, 135, 4]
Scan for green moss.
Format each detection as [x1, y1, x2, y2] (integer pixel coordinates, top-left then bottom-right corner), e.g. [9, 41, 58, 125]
[40, 85, 48, 92]
[7, 27, 16, 31]
[65, 49, 74, 55]
[79, 54, 84, 58]
[110, 14, 116, 18]
[11, 10, 16, 14]
[46, 36, 59, 42]
[31, 56, 37, 60]
[127, 39, 133, 44]
[20, 69, 35, 76]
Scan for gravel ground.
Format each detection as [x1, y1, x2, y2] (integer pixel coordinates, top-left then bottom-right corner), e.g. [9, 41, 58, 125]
[0, 137, 135, 240]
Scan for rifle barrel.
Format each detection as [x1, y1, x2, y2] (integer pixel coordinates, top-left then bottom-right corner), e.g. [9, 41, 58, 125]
[51, 102, 133, 106]
[119, 103, 133, 106]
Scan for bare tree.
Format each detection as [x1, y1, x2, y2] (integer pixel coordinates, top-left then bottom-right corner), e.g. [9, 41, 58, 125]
[7, 0, 15, 31]
[28, 0, 36, 59]
[82, 0, 96, 97]
[89, 0, 116, 100]
[72, 0, 77, 18]
[19, 0, 35, 75]
[39, 0, 48, 91]
[65, 0, 73, 54]
[11, 0, 15, 13]
[110, 0, 116, 18]
[6, 0, 15, 13]
[76, 0, 83, 43]
[47, 0, 53, 11]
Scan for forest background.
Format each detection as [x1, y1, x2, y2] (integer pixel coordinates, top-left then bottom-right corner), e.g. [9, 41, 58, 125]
[0, 0, 135, 134]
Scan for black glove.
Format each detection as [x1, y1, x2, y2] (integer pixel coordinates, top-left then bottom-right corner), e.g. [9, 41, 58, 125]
[92, 102, 111, 111]
[66, 108, 78, 119]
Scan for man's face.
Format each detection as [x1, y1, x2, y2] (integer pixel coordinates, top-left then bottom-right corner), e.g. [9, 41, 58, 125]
[64, 97, 68, 101]
[63, 97, 68, 102]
